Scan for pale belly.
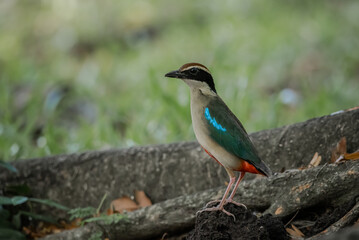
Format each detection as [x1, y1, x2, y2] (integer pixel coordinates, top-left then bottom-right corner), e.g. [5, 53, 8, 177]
[189, 88, 243, 171]
[191, 109, 243, 171]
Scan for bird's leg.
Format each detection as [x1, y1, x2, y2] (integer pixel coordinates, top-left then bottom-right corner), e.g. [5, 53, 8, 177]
[216, 176, 235, 209]
[204, 188, 231, 208]
[226, 172, 246, 208]
[203, 176, 236, 208]
[197, 176, 236, 220]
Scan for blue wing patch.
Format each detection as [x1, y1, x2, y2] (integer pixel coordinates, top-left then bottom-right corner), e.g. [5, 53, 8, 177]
[205, 107, 227, 132]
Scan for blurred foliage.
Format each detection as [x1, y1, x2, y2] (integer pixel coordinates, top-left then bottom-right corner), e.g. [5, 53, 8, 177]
[0, 193, 69, 239]
[0, 0, 358, 161]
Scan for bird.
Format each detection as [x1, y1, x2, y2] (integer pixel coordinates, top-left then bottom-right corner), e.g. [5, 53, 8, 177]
[165, 62, 272, 219]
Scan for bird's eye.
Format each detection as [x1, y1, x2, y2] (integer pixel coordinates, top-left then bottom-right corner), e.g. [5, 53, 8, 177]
[189, 68, 199, 75]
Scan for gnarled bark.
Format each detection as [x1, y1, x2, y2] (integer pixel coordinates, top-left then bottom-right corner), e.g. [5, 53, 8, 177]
[1, 109, 358, 214]
[41, 161, 359, 240]
[0, 109, 358, 239]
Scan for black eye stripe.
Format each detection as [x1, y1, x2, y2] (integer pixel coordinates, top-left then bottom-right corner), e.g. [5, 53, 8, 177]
[175, 63, 217, 93]
[189, 68, 199, 75]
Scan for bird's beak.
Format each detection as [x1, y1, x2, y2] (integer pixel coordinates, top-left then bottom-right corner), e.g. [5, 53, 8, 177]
[165, 70, 185, 79]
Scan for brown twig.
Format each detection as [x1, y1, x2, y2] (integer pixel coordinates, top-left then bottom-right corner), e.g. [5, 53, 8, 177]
[284, 210, 300, 228]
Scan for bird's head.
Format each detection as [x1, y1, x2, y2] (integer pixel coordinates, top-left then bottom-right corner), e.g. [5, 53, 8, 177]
[165, 63, 216, 93]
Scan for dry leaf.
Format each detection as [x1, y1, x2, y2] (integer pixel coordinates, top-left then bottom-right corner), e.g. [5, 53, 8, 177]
[299, 152, 322, 170]
[331, 137, 347, 163]
[134, 190, 152, 207]
[110, 196, 139, 213]
[344, 151, 359, 161]
[286, 228, 300, 238]
[291, 224, 304, 237]
[331, 137, 359, 163]
[308, 152, 322, 168]
[286, 224, 305, 238]
[275, 206, 283, 215]
[286, 228, 298, 238]
[23, 219, 80, 239]
[106, 208, 114, 215]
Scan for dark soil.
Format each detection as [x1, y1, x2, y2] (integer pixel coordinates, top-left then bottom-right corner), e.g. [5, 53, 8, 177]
[291, 199, 357, 237]
[186, 203, 289, 240]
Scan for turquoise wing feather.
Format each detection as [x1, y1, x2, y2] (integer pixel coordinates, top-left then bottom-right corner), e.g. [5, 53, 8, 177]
[204, 97, 271, 176]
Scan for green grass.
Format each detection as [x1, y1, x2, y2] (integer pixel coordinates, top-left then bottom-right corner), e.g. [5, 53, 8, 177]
[1, 0, 358, 161]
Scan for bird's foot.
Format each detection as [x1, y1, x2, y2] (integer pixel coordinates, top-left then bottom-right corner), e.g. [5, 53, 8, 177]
[204, 200, 222, 208]
[196, 206, 236, 221]
[204, 199, 247, 209]
[224, 199, 247, 209]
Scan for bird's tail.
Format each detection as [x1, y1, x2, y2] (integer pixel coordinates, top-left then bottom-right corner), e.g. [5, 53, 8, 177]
[259, 161, 273, 177]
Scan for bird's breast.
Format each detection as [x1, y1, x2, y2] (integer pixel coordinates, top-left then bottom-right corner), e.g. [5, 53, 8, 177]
[190, 92, 242, 170]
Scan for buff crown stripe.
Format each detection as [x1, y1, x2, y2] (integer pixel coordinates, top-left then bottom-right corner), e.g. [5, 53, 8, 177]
[180, 63, 211, 74]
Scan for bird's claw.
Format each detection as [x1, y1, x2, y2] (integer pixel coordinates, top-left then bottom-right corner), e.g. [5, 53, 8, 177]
[196, 206, 236, 221]
[204, 200, 221, 208]
[225, 199, 247, 209]
[204, 199, 247, 209]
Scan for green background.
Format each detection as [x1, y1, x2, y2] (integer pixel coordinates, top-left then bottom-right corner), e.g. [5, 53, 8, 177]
[1, 0, 358, 161]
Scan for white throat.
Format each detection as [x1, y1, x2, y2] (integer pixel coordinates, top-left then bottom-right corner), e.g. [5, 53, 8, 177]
[182, 79, 217, 97]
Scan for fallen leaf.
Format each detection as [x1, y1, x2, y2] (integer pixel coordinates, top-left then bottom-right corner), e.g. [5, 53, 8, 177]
[344, 151, 359, 161]
[286, 224, 305, 238]
[22, 226, 31, 235]
[106, 208, 114, 215]
[23, 219, 80, 239]
[286, 228, 298, 238]
[110, 196, 139, 213]
[331, 137, 359, 163]
[275, 206, 283, 215]
[134, 190, 152, 208]
[291, 224, 304, 237]
[308, 152, 322, 168]
[331, 137, 347, 163]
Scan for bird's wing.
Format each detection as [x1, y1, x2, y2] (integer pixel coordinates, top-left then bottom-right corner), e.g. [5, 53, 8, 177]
[204, 97, 272, 176]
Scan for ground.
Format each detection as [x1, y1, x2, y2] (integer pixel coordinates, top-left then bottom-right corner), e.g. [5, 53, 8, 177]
[185, 199, 357, 240]
[187, 203, 289, 240]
